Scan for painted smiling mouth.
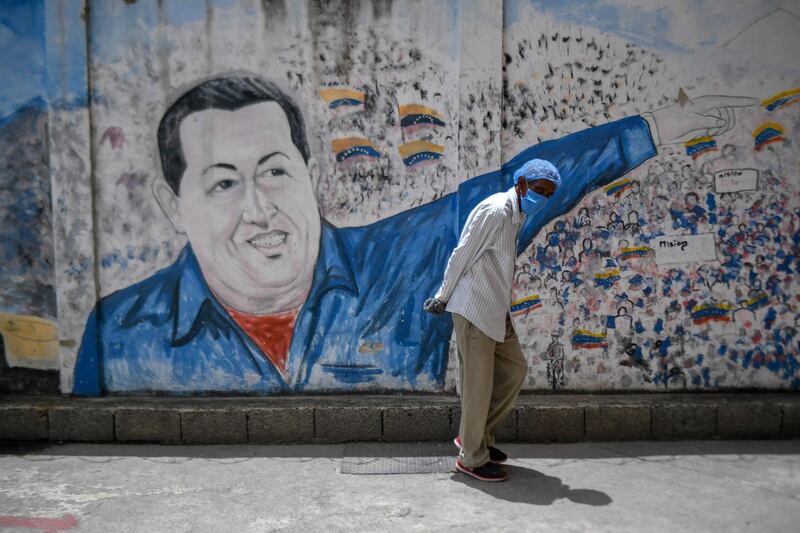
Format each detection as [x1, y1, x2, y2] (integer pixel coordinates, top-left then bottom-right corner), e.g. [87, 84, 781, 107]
[247, 231, 287, 253]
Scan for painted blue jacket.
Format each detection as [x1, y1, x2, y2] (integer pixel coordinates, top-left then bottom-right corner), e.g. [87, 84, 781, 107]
[73, 116, 656, 395]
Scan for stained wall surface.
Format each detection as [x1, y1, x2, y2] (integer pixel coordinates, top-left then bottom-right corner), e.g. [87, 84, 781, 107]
[1, 0, 798, 395]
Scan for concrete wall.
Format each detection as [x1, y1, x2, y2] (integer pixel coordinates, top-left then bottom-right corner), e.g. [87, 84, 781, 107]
[1, 0, 798, 395]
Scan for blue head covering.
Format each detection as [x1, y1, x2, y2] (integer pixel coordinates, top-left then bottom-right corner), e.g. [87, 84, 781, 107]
[512, 159, 562, 188]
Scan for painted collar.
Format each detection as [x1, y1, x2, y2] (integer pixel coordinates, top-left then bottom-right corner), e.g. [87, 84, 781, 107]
[172, 221, 357, 343]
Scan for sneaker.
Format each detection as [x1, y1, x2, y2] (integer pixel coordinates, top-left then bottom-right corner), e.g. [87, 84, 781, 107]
[453, 436, 508, 464]
[455, 459, 508, 482]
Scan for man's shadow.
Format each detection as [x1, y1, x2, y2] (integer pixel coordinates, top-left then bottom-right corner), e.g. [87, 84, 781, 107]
[451, 465, 612, 506]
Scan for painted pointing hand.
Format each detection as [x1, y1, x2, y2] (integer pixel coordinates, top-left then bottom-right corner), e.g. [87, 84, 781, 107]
[648, 94, 759, 145]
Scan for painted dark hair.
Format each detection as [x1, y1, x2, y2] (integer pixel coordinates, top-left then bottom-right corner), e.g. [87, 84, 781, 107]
[157, 75, 311, 194]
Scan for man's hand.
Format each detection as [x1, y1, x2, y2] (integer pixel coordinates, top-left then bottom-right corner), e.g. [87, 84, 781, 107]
[647, 94, 759, 145]
[423, 298, 447, 315]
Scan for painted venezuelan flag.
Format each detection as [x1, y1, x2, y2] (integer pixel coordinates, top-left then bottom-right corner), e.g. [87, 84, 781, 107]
[571, 329, 608, 349]
[319, 88, 365, 109]
[604, 178, 633, 198]
[594, 268, 621, 288]
[745, 292, 769, 312]
[761, 88, 800, 112]
[398, 140, 444, 168]
[753, 122, 786, 151]
[690, 302, 732, 325]
[619, 246, 654, 261]
[398, 104, 446, 128]
[511, 295, 542, 316]
[330, 137, 380, 162]
[684, 136, 718, 159]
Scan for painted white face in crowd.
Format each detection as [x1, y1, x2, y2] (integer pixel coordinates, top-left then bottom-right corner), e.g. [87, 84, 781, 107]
[156, 101, 322, 315]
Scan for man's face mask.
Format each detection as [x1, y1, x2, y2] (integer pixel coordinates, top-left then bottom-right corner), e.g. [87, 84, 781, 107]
[520, 189, 548, 216]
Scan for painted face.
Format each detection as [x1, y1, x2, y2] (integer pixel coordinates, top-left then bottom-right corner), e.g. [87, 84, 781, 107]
[173, 102, 321, 313]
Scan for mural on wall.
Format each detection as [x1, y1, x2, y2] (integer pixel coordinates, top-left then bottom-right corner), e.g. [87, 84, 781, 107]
[1, 0, 798, 395]
[73, 67, 754, 394]
[0, 0, 60, 393]
[505, 0, 800, 391]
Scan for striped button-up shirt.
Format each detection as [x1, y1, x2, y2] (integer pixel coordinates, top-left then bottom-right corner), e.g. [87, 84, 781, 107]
[435, 187, 524, 342]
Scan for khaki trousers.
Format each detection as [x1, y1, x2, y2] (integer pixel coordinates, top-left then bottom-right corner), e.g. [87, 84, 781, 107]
[453, 313, 527, 468]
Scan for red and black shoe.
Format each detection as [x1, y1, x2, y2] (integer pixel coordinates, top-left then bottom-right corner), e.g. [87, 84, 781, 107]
[455, 459, 508, 482]
[453, 436, 508, 464]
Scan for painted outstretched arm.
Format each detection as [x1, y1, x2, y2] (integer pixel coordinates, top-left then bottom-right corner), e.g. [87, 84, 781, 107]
[510, 94, 759, 254]
[512, 115, 657, 254]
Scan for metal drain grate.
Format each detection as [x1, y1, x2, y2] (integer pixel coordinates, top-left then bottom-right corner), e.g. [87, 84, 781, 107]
[341, 442, 456, 475]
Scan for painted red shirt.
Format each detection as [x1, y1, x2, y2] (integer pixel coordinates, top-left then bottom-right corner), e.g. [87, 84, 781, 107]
[224, 307, 299, 375]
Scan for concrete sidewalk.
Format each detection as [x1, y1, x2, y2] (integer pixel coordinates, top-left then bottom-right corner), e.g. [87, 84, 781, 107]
[2, 393, 799, 445]
[0, 440, 798, 532]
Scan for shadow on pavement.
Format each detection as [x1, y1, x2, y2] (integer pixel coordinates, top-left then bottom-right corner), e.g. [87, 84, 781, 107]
[1, 439, 798, 461]
[0, 442, 347, 459]
[450, 464, 613, 506]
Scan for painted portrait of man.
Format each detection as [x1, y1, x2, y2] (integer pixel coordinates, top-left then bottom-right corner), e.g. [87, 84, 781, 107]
[72, 74, 751, 395]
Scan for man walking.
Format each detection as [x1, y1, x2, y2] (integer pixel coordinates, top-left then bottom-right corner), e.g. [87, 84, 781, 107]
[424, 159, 560, 482]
